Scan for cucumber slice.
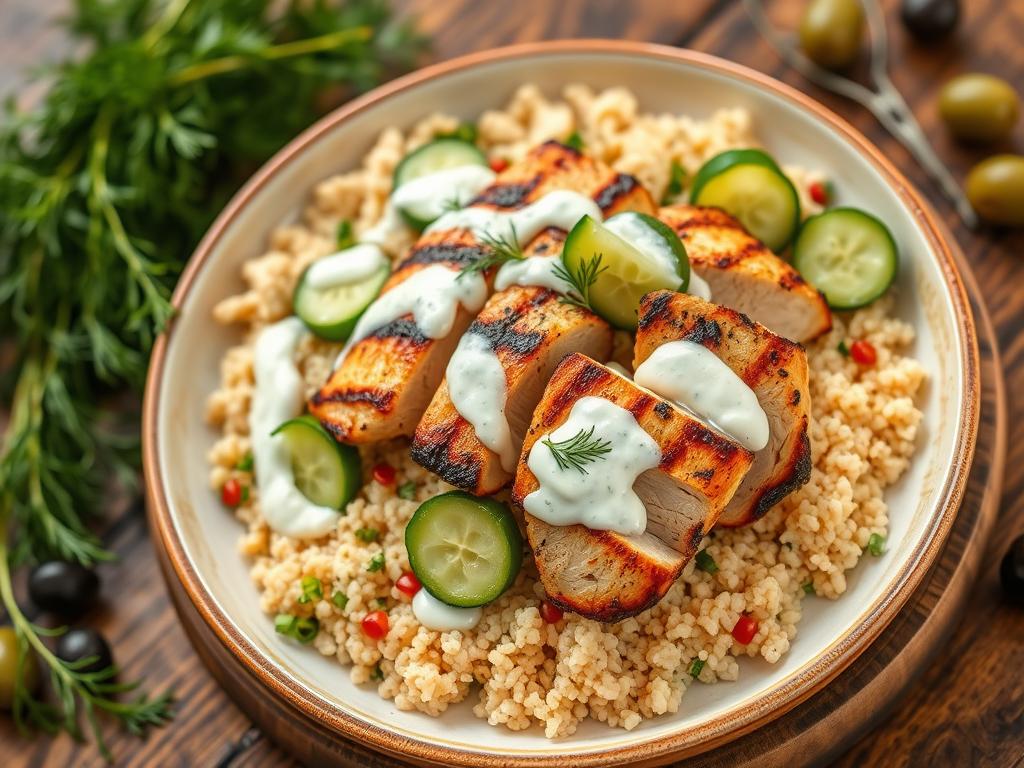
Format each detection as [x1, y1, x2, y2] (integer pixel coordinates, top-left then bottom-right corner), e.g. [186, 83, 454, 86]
[392, 138, 489, 230]
[271, 415, 361, 509]
[293, 257, 389, 342]
[792, 207, 898, 310]
[561, 212, 689, 331]
[689, 148, 780, 201]
[693, 163, 801, 252]
[405, 491, 522, 608]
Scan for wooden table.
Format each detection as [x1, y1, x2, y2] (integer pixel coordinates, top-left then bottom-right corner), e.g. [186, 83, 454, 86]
[2, 1, 1023, 765]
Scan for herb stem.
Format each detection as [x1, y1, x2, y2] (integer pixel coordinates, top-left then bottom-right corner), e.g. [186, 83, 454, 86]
[167, 26, 375, 87]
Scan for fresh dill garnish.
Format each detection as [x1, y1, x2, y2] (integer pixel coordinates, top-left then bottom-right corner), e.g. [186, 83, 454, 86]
[552, 253, 607, 311]
[439, 194, 464, 214]
[0, 0, 425, 757]
[458, 224, 524, 279]
[541, 427, 612, 475]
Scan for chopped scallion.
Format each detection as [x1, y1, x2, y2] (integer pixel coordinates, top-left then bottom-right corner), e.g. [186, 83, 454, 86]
[695, 548, 718, 574]
[661, 160, 687, 205]
[336, 219, 355, 250]
[397, 481, 417, 500]
[688, 659, 705, 678]
[355, 527, 380, 543]
[298, 576, 322, 604]
[565, 131, 584, 151]
[236, 453, 254, 472]
[837, 340, 850, 357]
[332, 591, 349, 610]
[802, 581, 815, 595]
[867, 533, 887, 557]
[367, 552, 385, 572]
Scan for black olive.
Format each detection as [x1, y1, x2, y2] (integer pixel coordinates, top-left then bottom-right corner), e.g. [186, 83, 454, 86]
[27, 561, 100, 620]
[56, 628, 113, 675]
[900, 0, 960, 41]
[1000, 535, 1024, 604]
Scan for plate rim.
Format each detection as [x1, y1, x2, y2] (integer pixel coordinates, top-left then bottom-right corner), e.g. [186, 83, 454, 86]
[142, 39, 980, 767]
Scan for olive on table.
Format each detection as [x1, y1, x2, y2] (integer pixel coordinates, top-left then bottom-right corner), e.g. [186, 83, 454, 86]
[28, 560, 100, 620]
[56, 628, 113, 675]
[0, 626, 37, 710]
[1001, 534, 1024, 604]
[799, 0, 865, 70]
[965, 155, 1024, 227]
[900, 0, 960, 41]
[939, 74, 1020, 143]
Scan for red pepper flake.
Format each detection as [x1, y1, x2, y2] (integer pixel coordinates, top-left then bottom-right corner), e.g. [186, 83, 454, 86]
[361, 610, 389, 640]
[372, 463, 396, 485]
[489, 157, 509, 173]
[850, 340, 877, 366]
[539, 600, 563, 624]
[221, 478, 243, 508]
[809, 180, 830, 206]
[395, 572, 421, 598]
[732, 615, 759, 645]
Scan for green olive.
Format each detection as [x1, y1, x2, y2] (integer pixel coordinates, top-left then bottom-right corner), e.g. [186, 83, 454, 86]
[799, 0, 865, 70]
[965, 155, 1024, 227]
[939, 74, 1020, 143]
[0, 626, 37, 710]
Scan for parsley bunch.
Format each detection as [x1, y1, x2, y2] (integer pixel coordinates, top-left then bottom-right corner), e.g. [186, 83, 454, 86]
[0, 0, 425, 757]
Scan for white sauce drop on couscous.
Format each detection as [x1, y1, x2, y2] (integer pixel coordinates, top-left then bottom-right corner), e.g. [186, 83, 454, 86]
[412, 588, 482, 631]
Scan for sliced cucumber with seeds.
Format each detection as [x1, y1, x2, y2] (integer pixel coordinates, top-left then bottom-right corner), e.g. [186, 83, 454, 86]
[561, 212, 689, 331]
[405, 491, 522, 608]
[271, 415, 361, 509]
[689, 148, 780, 201]
[692, 163, 801, 252]
[792, 208, 898, 310]
[392, 138, 488, 230]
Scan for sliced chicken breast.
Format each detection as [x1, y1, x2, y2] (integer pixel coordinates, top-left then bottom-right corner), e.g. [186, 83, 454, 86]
[513, 353, 754, 621]
[310, 142, 656, 444]
[635, 290, 812, 527]
[658, 204, 832, 343]
[412, 284, 614, 495]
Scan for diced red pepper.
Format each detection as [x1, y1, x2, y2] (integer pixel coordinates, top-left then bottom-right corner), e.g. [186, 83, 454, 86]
[395, 572, 421, 598]
[850, 340, 877, 366]
[809, 180, 830, 206]
[539, 600, 563, 624]
[361, 610, 389, 640]
[372, 463, 396, 485]
[221, 478, 243, 507]
[732, 615, 759, 645]
[489, 157, 509, 173]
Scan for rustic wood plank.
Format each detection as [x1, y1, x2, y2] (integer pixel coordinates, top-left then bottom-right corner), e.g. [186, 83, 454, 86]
[1, 0, 1022, 766]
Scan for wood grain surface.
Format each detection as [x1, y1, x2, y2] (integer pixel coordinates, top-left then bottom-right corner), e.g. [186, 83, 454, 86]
[1, 0, 1023, 766]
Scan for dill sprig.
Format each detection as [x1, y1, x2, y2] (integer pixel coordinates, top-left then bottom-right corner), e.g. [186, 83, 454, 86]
[458, 223, 524, 279]
[541, 426, 612, 475]
[552, 252, 607, 311]
[0, 0, 425, 757]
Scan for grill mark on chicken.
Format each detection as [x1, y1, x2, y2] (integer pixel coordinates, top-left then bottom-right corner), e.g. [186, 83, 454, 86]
[637, 291, 674, 330]
[593, 173, 641, 212]
[711, 239, 764, 269]
[671, 208, 745, 233]
[398, 243, 489, 269]
[470, 177, 541, 208]
[409, 421, 483, 489]
[791, 389, 801, 405]
[466, 296, 549, 359]
[369, 318, 429, 344]
[312, 387, 394, 413]
[683, 316, 723, 348]
[653, 401, 672, 420]
[544, 364, 611, 425]
[694, 467, 716, 480]
[689, 523, 705, 550]
[751, 431, 812, 520]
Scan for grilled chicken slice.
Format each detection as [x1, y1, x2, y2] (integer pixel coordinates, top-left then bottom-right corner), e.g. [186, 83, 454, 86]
[310, 142, 656, 443]
[635, 290, 812, 527]
[658, 204, 831, 343]
[513, 353, 754, 621]
[412, 284, 614, 495]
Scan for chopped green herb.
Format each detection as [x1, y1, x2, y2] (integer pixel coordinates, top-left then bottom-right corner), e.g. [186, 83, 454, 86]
[367, 552, 385, 572]
[458, 223, 524, 279]
[370, 663, 385, 681]
[802, 581, 815, 596]
[439, 122, 478, 145]
[867, 533, 887, 557]
[298, 576, 322, 605]
[355, 527, 380, 543]
[293, 617, 319, 644]
[542, 427, 612, 475]
[275, 614, 297, 636]
[564, 131, 585, 151]
[688, 659, 706, 678]
[397, 481, 417, 500]
[236, 453, 254, 472]
[838, 340, 850, 357]
[552, 252, 607, 312]
[374, 597, 388, 608]
[695, 549, 719, 574]
[240, 484, 250, 504]
[661, 160, 687, 204]
[336, 219, 355, 250]
[332, 591, 349, 610]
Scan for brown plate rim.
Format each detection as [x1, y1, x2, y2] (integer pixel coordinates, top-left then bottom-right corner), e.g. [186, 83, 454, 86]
[142, 40, 980, 767]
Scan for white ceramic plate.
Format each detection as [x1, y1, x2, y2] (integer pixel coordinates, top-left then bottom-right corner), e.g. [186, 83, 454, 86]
[144, 42, 978, 766]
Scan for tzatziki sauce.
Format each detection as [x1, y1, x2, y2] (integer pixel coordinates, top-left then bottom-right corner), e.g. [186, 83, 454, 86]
[633, 340, 769, 452]
[604, 212, 683, 288]
[391, 165, 496, 225]
[412, 588, 482, 632]
[524, 396, 661, 536]
[303, 244, 388, 290]
[250, 318, 340, 538]
[445, 331, 516, 471]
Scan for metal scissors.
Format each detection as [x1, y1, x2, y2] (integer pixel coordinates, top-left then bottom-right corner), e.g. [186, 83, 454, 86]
[744, 0, 978, 229]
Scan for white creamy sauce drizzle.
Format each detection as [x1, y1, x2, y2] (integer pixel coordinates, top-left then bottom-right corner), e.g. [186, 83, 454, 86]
[358, 200, 407, 247]
[687, 271, 712, 300]
[304, 244, 388, 290]
[429, 189, 602, 244]
[633, 340, 769, 452]
[445, 331, 516, 471]
[333, 264, 487, 369]
[524, 396, 661, 536]
[604, 212, 683, 287]
[391, 165, 496, 224]
[250, 318, 340, 539]
[494, 254, 571, 293]
[412, 588, 482, 631]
